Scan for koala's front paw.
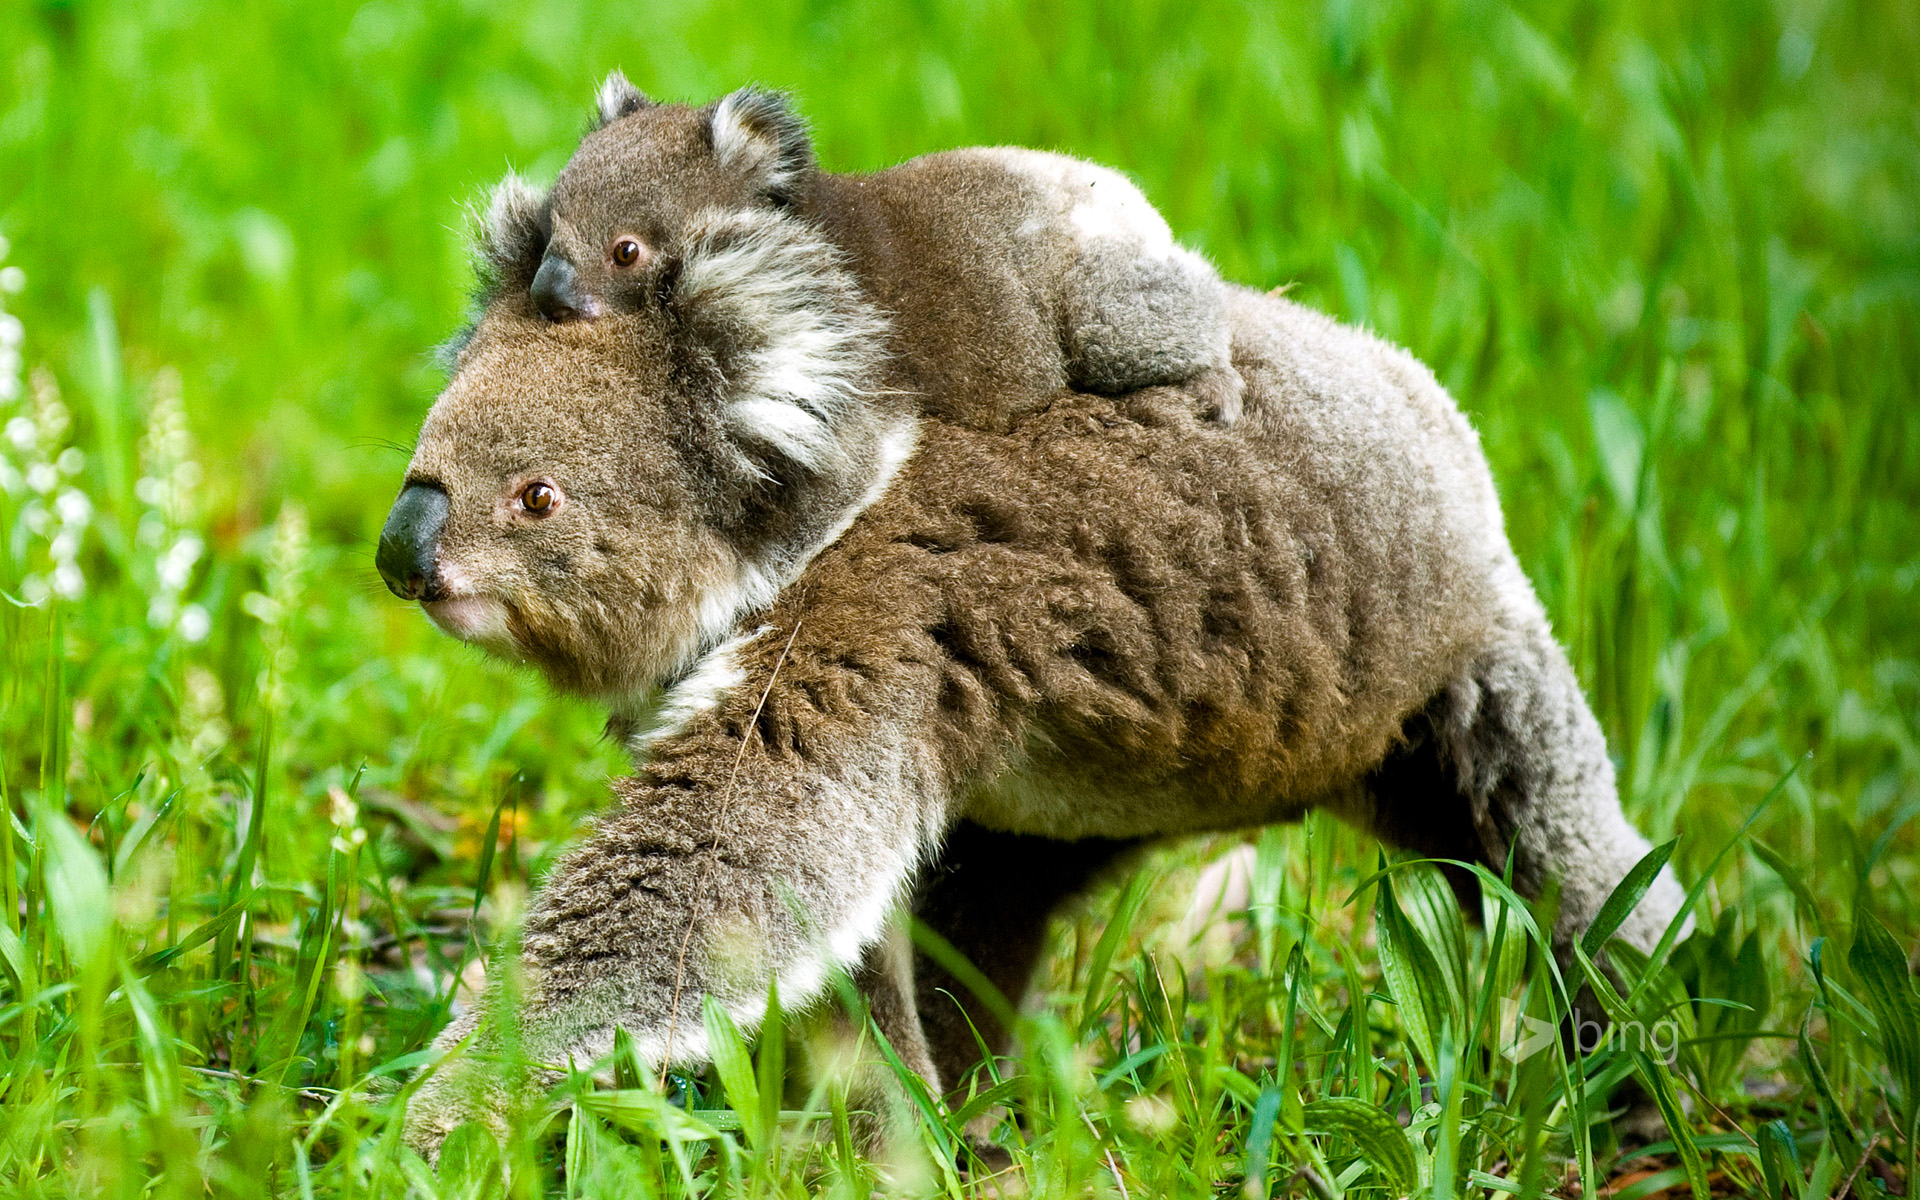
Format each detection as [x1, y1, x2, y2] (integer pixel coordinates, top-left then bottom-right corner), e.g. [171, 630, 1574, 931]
[403, 1034, 523, 1165]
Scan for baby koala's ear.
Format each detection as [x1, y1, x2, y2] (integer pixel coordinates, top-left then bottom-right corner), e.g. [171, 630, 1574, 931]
[473, 171, 551, 295]
[709, 88, 815, 206]
[593, 69, 654, 127]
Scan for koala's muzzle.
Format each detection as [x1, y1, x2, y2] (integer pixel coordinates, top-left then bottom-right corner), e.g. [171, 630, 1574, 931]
[376, 482, 450, 601]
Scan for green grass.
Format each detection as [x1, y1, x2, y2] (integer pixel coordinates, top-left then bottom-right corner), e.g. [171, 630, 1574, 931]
[1, 0, 1916, 1194]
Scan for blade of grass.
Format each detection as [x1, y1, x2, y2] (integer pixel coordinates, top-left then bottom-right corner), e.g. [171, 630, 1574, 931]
[1373, 857, 1445, 1076]
[1302, 1097, 1417, 1195]
[419, 781, 508, 1042]
[701, 995, 763, 1149]
[1079, 870, 1152, 1037]
[1626, 756, 1804, 1010]
[1580, 838, 1677, 959]
[215, 710, 273, 982]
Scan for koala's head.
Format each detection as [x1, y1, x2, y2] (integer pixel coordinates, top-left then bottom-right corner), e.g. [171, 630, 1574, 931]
[376, 73, 911, 704]
[501, 73, 819, 327]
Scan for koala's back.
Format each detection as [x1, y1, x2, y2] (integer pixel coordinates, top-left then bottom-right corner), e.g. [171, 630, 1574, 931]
[734, 285, 1517, 839]
[814, 147, 1211, 432]
[811, 156, 1064, 430]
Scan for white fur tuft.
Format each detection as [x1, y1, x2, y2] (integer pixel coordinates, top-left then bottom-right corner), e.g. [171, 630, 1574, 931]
[677, 209, 892, 477]
[594, 70, 649, 126]
[470, 172, 549, 287]
[483, 172, 544, 232]
[709, 92, 758, 166]
[710, 91, 806, 198]
[727, 397, 837, 470]
[626, 627, 758, 750]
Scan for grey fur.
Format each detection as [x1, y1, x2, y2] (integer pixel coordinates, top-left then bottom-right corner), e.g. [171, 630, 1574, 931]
[384, 92, 1684, 1161]
[478, 90, 1242, 431]
[1063, 239, 1237, 418]
[388, 278, 1683, 1158]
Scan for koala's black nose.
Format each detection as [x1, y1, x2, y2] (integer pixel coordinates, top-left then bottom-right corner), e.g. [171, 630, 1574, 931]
[531, 253, 594, 323]
[376, 482, 449, 601]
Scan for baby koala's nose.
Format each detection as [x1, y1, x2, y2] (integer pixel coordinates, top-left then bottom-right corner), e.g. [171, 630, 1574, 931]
[531, 253, 595, 323]
[377, 482, 450, 601]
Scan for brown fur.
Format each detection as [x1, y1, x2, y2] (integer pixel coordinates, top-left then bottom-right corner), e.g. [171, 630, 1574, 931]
[385, 86, 1683, 1158]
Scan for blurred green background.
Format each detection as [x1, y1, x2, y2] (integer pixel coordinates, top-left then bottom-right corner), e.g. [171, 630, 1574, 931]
[0, 0, 1916, 1194]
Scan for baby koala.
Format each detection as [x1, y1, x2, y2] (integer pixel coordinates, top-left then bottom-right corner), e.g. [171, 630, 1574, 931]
[475, 72, 1242, 430]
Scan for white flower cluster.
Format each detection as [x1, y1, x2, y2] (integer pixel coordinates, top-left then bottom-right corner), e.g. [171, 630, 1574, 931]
[243, 502, 309, 715]
[0, 240, 90, 604]
[327, 784, 368, 855]
[136, 367, 210, 642]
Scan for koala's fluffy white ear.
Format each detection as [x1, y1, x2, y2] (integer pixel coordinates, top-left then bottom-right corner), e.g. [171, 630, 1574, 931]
[594, 70, 653, 127]
[473, 172, 551, 292]
[666, 210, 886, 480]
[709, 88, 815, 205]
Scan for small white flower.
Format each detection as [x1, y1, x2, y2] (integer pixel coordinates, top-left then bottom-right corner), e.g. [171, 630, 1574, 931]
[158, 534, 201, 589]
[21, 574, 48, 604]
[56, 446, 84, 475]
[52, 561, 84, 599]
[0, 266, 25, 293]
[178, 604, 211, 643]
[54, 487, 90, 525]
[26, 462, 55, 493]
[148, 595, 178, 628]
[49, 530, 78, 561]
[5, 416, 33, 450]
[0, 461, 19, 494]
[23, 503, 50, 534]
[0, 313, 21, 347]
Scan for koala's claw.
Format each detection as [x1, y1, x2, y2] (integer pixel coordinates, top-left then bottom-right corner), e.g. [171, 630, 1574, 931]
[1189, 365, 1246, 425]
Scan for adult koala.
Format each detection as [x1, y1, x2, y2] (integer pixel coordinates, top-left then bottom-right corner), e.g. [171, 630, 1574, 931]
[379, 84, 1683, 1159]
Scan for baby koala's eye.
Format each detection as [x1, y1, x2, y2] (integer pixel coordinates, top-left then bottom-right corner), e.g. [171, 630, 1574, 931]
[612, 238, 643, 268]
[519, 481, 558, 516]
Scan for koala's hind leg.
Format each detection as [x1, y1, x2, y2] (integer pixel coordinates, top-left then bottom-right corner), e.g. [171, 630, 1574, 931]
[973, 146, 1240, 418]
[1362, 603, 1685, 958]
[1061, 246, 1243, 423]
[902, 824, 1137, 1168]
[804, 920, 941, 1160]
[911, 824, 1140, 1095]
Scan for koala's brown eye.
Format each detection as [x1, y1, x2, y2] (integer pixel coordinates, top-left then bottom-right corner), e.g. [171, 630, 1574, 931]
[520, 481, 557, 515]
[612, 238, 642, 267]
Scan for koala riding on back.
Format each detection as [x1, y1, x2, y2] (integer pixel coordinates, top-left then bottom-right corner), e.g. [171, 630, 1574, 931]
[471, 71, 1242, 435]
[379, 75, 1685, 1164]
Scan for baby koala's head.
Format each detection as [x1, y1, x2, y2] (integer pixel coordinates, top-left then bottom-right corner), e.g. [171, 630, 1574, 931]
[374, 74, 907, 704]
[505, 74, 821, 326]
